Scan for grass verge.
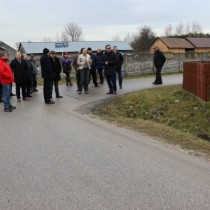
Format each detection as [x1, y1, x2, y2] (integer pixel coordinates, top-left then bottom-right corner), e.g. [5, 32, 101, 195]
[94, 84, 210, 159]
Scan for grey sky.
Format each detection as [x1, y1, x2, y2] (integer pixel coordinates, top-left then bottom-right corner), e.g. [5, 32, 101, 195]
[1, 0, 210, 48]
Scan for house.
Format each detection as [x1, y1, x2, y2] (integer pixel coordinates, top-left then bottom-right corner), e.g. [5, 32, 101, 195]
[186, 38, 210, 53]
[18, 41, 133, 57]
[0, 41, 16, 61]
[150, 37, 194, 53]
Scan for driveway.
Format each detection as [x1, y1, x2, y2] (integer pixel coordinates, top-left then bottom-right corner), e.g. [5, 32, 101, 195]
[1, 74, 210, 210]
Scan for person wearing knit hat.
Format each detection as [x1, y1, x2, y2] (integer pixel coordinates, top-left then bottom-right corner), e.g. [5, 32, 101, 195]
[40, 48, 54, 104]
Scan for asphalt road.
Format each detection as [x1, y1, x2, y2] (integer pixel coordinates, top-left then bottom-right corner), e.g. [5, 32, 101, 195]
[1, 74, 210, 210]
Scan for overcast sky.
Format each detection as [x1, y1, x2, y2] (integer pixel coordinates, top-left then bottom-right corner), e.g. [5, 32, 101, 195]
[1, 0, 210, 48]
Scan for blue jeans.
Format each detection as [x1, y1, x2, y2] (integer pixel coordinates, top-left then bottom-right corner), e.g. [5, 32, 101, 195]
[106, 74, 117, 93]
[2, 84, 11, 108]
[79, 68, 89, 92]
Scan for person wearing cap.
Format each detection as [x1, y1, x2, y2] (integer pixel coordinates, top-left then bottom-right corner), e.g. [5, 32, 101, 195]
[10, 51, 28, 102]
[102, 44, 117, 95]
[152, 46, 166, 85]
[61, 52, 73, 86]
[49, 51, 63, 98]
[113, 46, 124, 89]
[87, 47, 99, 87]
[40, 48, 55, 104]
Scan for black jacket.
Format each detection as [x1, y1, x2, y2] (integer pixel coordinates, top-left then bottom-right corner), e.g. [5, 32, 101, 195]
[96, 52, 104, 69]
[25, 60, 34, 80]
[49, 56, 62, 81]
[89, 53, 97, 69]
[40, 54, 52, 78]
[10, 58, 27, 84]
[102, 50, 117, 76]
[115, 51, 124, 69]
[154, 50, 166, 68]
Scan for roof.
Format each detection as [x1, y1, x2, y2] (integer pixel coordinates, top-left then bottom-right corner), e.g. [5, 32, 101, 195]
[158, 37, 194, 49]
[186, 38, 210, 48]
[19, 41, 133, 54]
[0, 41, 16, 52]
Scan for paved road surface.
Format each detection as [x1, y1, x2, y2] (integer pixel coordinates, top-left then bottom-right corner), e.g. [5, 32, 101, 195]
[1, 74, 210, 210]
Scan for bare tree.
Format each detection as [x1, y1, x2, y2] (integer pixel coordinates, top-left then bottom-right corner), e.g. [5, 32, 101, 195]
[191, 22, 202, 35]
[185, 23, 191, 34]
[131, 26, 156, 52]
[112, 35, 121, 41]
[175, 23, 184, 36]
[164, 24, 173, 37]
[61, 22, 84, 42]
[124, 33, 134, 43]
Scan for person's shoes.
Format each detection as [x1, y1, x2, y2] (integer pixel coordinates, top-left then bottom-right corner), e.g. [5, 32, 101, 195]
[119, 85, 122, 89]
[34, 89, 38, 92]
[23, 98, 30, 101]
[10, 93, 16, 97]
[4, 107, 12, 112]
[106, 91, 113, 94]
[56, 95, 63, 98]
[27, 94, 32, 97]
[113, 91, 117, 95]
[45, 100, 55, 104]
[17, 99, 21, 102]
[0, 98, 3, 103]
[9, 105, 16, 109]
[152, 81, 157, 85]
[78, 92, 82, 94]
[95, 84, 100, 87]
[70, 83, 73, 86]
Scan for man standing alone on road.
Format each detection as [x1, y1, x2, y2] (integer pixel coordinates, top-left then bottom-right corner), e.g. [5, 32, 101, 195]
[40, 48, 54, 104]
[102, 44, 117, 95]
[152, 46, 166, 85]
[0, 51, 16, 112]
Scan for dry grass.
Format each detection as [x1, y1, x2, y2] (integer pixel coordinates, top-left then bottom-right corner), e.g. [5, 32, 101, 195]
[94, 85, 210, 159]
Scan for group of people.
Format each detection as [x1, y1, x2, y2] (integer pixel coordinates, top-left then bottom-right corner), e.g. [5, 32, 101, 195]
[40, 44, 124, 104]
[0, 44, 166, 111]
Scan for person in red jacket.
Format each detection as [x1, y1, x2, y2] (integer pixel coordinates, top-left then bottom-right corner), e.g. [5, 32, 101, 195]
[0, 51, 16, 112]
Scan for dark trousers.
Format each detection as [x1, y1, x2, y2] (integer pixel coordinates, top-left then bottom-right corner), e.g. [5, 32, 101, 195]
[16, 82, 26, 99]
[32, 74, 37, 90]
[76, 72, 81, 90]
[89, 68, 98, 86]
[116, 67, 122, 87]
[79, 68, 89, 92]
[51, 80, 60, 97]
[106, 74, 117, 93]
[97, 68, 104, 84]
[43, 77, 53, 102]
[65, 72, 72, 85]
[26, 78, 33, 95]
[155, 66, 163, 84]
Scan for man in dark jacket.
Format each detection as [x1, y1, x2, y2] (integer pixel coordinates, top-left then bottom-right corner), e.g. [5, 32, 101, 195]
[49, 51, 63, 98]
[40, 48, 55, 104]
[102, 44, 117, 95]
[96, 48, 104, 84]
[10, 51, 28, 102]
[153, 46, 166, 85]
[87, 47, 99, 87]
[113, 46, 124, 89]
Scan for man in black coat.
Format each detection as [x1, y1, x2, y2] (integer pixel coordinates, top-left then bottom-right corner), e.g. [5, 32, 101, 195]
[113, 46, 124, 89]
[49, 51, 63, 98]
[40, 48, 55, 104]
[102, 44, 117, 95]
[153, 46, 166, 85]
[10, 51, 28, 102]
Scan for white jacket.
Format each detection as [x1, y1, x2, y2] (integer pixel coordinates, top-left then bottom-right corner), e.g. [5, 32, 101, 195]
[77, 54, 91, 70]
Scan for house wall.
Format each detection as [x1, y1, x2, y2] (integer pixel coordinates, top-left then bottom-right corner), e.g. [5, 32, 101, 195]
[195, 48, 210, 53]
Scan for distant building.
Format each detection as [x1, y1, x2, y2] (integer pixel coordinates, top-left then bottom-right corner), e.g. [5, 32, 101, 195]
[150, 37, 194, 53]
[0, 41, 16, 61]
[18, 41, 133, 57]
[186, 38, 210, 53]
